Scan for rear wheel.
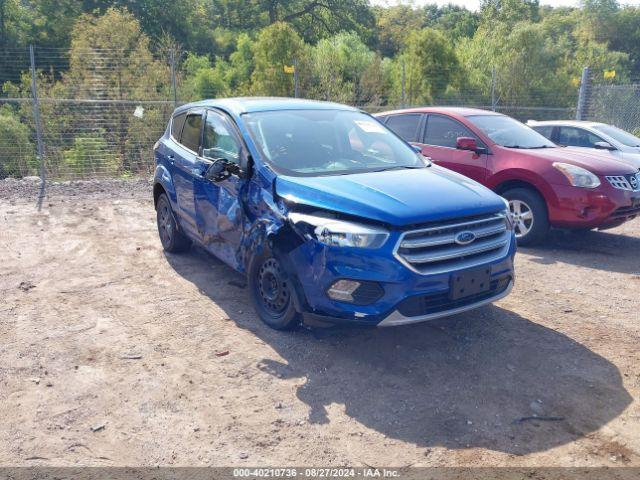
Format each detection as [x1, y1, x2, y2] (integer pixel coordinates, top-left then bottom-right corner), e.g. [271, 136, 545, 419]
[156, 193, 191, 253]
[503, 188, 549, 246]
[249, 249, 300, 330]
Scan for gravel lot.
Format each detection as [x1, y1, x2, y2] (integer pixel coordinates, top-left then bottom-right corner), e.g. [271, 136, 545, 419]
[1, 178, 639, 467]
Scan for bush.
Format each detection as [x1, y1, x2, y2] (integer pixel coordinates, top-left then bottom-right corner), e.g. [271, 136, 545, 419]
[62, 133, 119, 177]
[0, 110, 37, 179]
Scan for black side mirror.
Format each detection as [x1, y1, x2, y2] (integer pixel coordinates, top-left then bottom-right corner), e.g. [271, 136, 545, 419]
[205, 158, 243, 182]
[205, 159, 232, 182]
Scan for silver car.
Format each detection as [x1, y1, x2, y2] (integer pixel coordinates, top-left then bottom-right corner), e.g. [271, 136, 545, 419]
[527, 120, 640, 169]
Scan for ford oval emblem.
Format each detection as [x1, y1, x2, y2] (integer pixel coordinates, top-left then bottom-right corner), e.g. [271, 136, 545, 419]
[455, 231, 476, 245]
[630, 174, 639, 190]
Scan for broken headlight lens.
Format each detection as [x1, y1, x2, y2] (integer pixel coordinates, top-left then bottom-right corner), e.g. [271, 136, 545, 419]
[289, 213, 389, 249]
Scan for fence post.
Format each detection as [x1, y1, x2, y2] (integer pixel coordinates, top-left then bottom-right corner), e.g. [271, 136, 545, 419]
[401, 60, 406, 108]
[293, 58, 299, 98]
[170, 48, 178, 109]
[576, 66, 591, 121]
[29, 45, 46, 208]
[491, 66, 497, 111]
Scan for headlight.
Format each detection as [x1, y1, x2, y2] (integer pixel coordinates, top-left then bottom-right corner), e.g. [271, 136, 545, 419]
[289, 212, 389, 248]
[553, 162, 601, 188]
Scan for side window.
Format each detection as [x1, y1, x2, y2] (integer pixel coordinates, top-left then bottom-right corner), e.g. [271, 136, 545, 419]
[203, 111, 240, 164]
[533, 125, 554, 140]
[180, 113, 202, 152]
[385, 114, 421, 142]
[557, 127, 603, 148]
[424, 114, 478, 148]
[171, 112, 187, 139]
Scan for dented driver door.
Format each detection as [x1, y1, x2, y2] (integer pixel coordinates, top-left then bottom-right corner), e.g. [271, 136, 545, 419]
[193, 109, 246, 269]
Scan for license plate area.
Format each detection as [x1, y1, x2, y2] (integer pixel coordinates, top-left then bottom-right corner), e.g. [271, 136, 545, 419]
[450, 267, 492, 300]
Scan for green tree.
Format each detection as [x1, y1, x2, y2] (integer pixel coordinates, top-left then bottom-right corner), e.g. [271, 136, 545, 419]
[373, 5, 423, 58]
[209, 0, 375, 45]
[608, 7, 640, 78]
[433, 8, 479, 40]
[179, 53, 228, 100]
[250, 22, 306, 96]
[400, 28, 460, 104]
[0, 0, 33, 85]
[309, 32, 375, 103]
[225, 33, 255, 95]
[480, 0, 540, 26]
[62, 7, 169, 174]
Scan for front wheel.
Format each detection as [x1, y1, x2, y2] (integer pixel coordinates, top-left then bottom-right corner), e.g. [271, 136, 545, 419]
[248, 250, 300, 330]
[502, 188, 549, 246]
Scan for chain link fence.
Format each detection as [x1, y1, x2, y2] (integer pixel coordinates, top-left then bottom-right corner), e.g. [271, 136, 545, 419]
[0, 46, 589, 187]
[586, 83, 640, 135]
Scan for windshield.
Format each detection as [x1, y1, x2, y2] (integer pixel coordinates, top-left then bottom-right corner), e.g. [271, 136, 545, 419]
[592, 124, 640, 147]
[243, 109, 425, 176]
[467, 114, 556, 149]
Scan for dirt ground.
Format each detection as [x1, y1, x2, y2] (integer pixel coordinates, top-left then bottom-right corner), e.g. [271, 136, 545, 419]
[1, 179, 639, 467]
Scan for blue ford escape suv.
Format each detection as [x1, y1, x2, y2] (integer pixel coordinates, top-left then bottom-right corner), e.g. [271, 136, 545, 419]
[153, 98, 516, 329]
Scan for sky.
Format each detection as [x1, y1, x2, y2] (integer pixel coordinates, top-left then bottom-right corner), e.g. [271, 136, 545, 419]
[369, 0, 640, 10]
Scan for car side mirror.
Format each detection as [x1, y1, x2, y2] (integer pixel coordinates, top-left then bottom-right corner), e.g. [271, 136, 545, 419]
[205, 159, 230, 182]
[594, 141, 616, 151]
[456, 136, 486, 154]
[205, 159, 242, 182]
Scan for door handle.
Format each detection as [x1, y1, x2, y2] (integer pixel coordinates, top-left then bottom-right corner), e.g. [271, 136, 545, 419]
[167, 155, 175, 164]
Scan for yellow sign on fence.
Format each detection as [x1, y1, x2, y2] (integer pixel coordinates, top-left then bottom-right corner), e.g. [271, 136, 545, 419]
[283, 65, 295, 74]
[604, 69, 616, 80]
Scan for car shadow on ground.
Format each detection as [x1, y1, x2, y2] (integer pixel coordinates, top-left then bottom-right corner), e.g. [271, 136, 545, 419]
[521, 229, 640, 275]
[165, 247, 632, 456]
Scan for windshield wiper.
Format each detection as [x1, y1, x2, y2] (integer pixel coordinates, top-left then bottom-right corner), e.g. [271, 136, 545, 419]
[503, 145, 552, 149]
[370, 165, 424, 172]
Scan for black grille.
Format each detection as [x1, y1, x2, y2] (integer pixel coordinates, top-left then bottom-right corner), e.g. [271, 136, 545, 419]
[351, 281, 384, 305]
[396, 276, 512, 317]
[612, 202, 640, 218]
[606, 173, 640, 192]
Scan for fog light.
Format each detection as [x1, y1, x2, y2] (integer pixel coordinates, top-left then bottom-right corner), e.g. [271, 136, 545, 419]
[326, 279, 384, 305]
[327, 279, 361, 302]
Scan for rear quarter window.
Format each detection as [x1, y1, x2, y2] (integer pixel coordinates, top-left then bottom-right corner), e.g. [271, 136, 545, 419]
[171, 112, 187, 140]
[180, 114, 202, 152]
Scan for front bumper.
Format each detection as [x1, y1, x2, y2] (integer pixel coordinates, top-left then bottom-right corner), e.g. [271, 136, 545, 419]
[285, 230, 516, 327]
[547, 183, 640, 229]
[378, 279, 513, 326]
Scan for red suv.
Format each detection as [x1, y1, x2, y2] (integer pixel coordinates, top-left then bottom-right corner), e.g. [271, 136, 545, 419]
[375, 107, 640, 245]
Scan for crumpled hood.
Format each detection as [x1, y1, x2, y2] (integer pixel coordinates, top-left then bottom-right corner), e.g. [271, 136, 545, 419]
[275, 167, 506, 227]
[517, 146, 638, 175]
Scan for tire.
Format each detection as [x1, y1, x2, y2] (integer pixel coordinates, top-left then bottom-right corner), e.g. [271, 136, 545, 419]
[248, 249, 300, 330]
[502, 188, 549, 246]
[156, 193, 191, 253]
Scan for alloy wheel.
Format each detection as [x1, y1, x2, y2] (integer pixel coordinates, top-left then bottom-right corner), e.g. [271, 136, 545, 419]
[509, 199, 534, 238]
